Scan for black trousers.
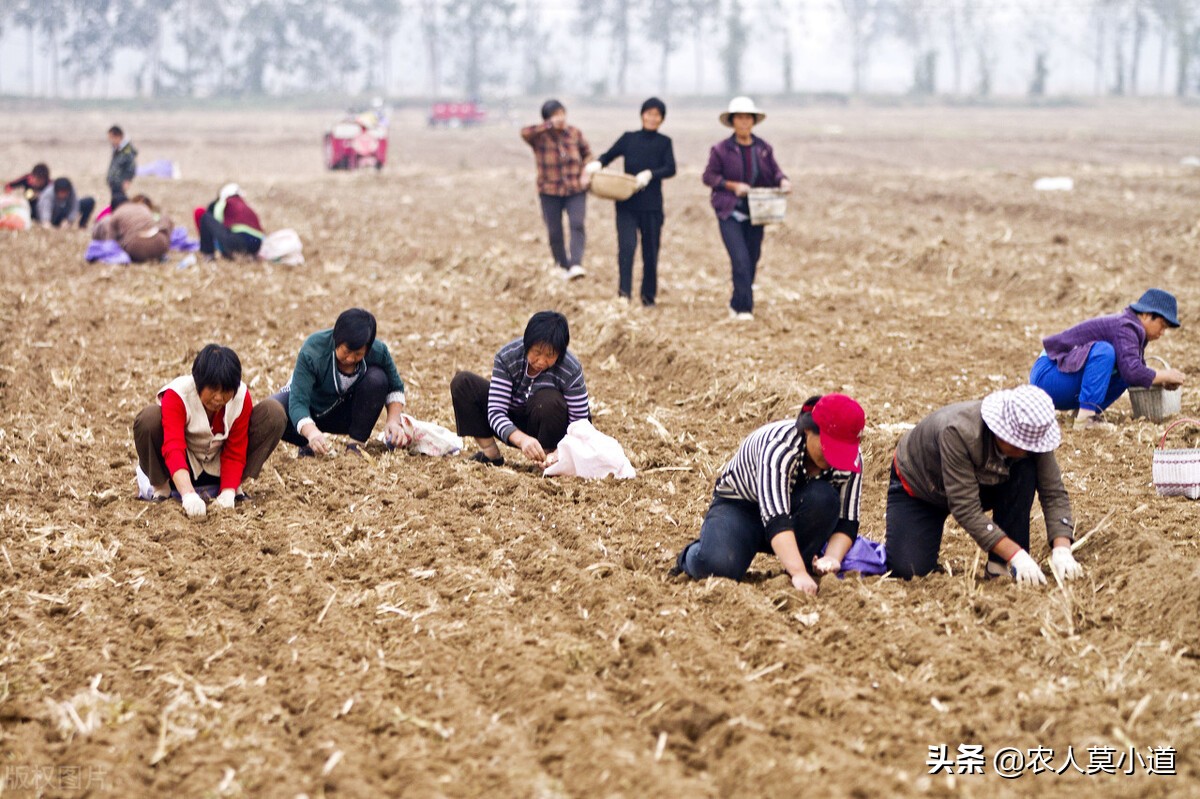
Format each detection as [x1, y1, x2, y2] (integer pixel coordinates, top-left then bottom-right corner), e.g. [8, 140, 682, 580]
[616, 206, 663, 305]
[199, 211, 262, 258]
[718, 215, 765, 313]
[450, 371, 570, 452]
[675, 480, 841, 580]
[270, 366, 390, 446]
[884, 457, 1037, 578]
[538, 192, 586, 269]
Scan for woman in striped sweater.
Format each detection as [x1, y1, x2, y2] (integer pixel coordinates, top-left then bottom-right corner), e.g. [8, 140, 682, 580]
[450, 311, 589, 467]
[671, 395, 865, 595]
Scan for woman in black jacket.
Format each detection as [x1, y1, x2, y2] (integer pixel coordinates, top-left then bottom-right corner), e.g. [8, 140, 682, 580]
[587, 97, 676, 307]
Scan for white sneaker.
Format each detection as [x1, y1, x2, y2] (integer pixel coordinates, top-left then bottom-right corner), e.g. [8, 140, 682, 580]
[564, 264, 586, 281]
[729, 310, 754, 321]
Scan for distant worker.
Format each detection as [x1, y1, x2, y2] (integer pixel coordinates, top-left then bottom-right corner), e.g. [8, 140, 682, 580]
[44, 178, 96, 229]
[521, 100, 593, 282]
[106, 124, 138, 210]
[4, 163, 51, 223]
[91, 194, 172, 262]
[195, 183, 265, 260]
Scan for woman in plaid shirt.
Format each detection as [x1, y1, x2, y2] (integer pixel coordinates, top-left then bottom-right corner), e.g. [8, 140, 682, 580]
[521, 100, 593, 281]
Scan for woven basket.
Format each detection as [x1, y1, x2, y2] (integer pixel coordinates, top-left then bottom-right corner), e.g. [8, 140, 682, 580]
[1152, 417, 1200, 499]
[748, 188, 788, 225]
[589, 171, 637, 201]
[1129, 357, 1181, 422]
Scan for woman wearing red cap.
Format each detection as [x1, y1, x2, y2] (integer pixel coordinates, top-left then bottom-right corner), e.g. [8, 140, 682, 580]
[670, 394, 865, 595]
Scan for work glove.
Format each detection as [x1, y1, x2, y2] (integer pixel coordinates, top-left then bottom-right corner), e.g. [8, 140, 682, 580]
[213, 489, 237, 511]
[181, 492, 207, 519]
[812, 555, 841, 575]
[635, 169, 652, 189]
[583, 161, 602, 175]
[1050, 546, 1083, 580]
[1007, 549, 1046, 586]
[790, 571, 818, 596]
[304, 427, 330, 456]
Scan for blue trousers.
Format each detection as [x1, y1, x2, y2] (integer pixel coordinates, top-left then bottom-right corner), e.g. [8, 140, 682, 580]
[676, 480, 840, 580]
[718, 215, 764, 313]
[1029, 342, 1128, 413]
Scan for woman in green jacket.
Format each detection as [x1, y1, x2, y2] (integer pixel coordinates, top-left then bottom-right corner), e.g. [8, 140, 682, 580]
[271, 308, 409, 456]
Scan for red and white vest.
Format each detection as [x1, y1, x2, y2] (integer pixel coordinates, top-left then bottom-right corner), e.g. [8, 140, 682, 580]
[157, 376, 248, 478]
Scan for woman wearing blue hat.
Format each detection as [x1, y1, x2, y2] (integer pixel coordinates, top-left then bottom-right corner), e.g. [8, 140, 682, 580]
[1030, 288, 1187, 429]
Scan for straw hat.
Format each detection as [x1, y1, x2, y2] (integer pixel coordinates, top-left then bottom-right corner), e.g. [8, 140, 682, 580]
[980, 385, 1061, 453]
[719, 96, 766, 127]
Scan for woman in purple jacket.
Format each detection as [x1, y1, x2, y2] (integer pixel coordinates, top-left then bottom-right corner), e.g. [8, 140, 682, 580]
[701, 96, 791, 320]
[1030, 289, 1187, 429]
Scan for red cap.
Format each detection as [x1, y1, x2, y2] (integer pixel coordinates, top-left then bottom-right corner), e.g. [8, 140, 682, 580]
[811, 394, 865, 473]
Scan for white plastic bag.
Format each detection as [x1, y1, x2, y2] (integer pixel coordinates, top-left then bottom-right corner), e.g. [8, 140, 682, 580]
[543, 420, 635, 479]
[257, 228, 305, 265]
[377, 414, 463, 457]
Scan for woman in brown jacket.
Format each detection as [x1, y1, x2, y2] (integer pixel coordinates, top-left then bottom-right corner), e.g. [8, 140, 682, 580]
[92, 194, 173, 262]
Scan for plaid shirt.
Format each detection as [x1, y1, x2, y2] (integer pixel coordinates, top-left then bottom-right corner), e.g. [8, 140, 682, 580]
[521, 122, 592, 196]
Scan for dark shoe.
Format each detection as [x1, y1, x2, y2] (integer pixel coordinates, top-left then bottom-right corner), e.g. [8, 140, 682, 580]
[344, 442, 364, 458]
[669, 541, 697, 577]
[297, 446, 315, 458]
[471, 451, 504, 466]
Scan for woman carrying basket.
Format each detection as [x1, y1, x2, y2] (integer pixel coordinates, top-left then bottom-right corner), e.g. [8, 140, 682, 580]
[585, 97, 676, 307]
[701, 96, 791, 320]
[1030, 289, 1186, 430]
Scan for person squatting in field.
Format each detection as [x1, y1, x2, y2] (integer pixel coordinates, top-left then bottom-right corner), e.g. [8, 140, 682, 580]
[271, 308, 410, 458]
[521, 99, 593, 281]
[450, 310, 590, 468]
[195, 183, 265, 260]
[91, 194, 173, 262]
[885, 385, 1084, 585]
[670, 395, 866, 595]
[586, 97, 677, 307]
[701, 96, 792, 320]
[1030, 288, 1187, 430]
[133, 344, 287, 519]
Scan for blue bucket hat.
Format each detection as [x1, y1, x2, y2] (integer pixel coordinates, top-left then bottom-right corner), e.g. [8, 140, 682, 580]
[1129, 288, 1180, 327]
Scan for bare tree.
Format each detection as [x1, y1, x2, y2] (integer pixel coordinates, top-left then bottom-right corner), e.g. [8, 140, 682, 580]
[688, 0, 719, 94]
[962, 0, 997, 96]
[894, 0, 937, 95]
[720, 0, 749, 94]
[944, 0, 966, 94]
[1130, 0, 1148, 92]
[420, 0, 442, 97]
[643, 0, 684, 93]
[443, 0, 515, 100]
[765, 0, 803, 94]
[349, 0, 403, 93]
[840, 0, 887, 94]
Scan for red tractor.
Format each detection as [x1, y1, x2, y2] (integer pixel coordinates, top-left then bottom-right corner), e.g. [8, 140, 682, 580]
[428, 101, 488, 128]
[324, 109, 389, 170]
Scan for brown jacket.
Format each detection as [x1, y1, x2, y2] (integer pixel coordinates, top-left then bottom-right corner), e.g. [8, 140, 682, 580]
[894, 400, 1074, 551]
[92, 202, 172, 249]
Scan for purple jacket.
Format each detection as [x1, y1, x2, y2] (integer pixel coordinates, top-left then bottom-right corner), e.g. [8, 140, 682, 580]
[701, 135, 788, 220]
[1042, 308, 1155, 388]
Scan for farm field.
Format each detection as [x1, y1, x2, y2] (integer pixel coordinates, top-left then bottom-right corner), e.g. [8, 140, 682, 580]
[1, 101, 1199, 798]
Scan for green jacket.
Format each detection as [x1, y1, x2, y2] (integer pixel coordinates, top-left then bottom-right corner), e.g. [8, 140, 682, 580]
[107, 140, 138, 190]
[285, 329, 405, 429]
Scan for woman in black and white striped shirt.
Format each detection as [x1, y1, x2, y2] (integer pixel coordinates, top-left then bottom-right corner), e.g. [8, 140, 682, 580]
[450, 311, 590, 467]
[671, 394, 865, 595]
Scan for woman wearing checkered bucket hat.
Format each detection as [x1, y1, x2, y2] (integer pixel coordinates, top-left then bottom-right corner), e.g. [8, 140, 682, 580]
[886, 385, 1084, 585]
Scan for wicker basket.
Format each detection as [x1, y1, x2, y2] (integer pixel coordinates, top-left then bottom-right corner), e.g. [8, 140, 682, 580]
[589, 171, 637, 201]
[1129, 356, 1181, 422]
[1152, 417, 1200, 499]
[748, 188, 788, 225]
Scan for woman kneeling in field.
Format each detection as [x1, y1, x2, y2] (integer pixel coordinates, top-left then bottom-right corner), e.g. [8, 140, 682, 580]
[134, 344, 287, 518]
[450, 310, 589, 468]
[670, 395, 865, 595]
[886, 385, 1083, 584]
[1030, 288, 1186, 430]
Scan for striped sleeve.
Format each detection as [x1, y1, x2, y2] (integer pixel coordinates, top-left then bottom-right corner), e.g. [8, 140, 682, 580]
[832, 456, 863, 540]
[562, 356, 590, 423]
[757, 426, 802, 537]
[487, 350, 519, 443]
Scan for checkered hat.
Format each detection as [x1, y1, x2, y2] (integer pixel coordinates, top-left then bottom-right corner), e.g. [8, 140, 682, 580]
[980, 385, 1061, 453]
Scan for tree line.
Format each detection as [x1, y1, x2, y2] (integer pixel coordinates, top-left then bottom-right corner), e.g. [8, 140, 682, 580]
[1, 0, 1197, 99]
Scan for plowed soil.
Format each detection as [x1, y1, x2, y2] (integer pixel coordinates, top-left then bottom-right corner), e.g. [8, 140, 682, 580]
[2, 102, 1199, 798]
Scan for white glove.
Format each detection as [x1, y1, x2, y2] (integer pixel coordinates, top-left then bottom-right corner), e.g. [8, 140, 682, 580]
[1007, 549, 1046, 586]
[583, 161, 602, 175]
[1050, 546, 1083, 580]
[213, 489, 236, 510]
[812, 555, 841, 575]
[181, 492, 207, 519]
[635, 169, 652, 189]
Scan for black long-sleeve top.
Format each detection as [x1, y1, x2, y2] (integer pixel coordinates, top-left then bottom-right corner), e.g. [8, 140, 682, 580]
[597, 129, 676, 213]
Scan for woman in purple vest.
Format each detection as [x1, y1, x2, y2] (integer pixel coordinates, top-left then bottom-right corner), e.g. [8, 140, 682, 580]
[1030, 289, 1187, 429]
[701, 97, 791, 321]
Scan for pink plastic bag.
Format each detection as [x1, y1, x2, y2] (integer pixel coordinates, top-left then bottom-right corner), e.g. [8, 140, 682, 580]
[543, 420, 635, 480]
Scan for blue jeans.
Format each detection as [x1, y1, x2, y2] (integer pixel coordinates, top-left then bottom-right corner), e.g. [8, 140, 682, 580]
[1029, 342, 1128, 413]
[676, 480, 840, 580]
[718, 215, 764, 313]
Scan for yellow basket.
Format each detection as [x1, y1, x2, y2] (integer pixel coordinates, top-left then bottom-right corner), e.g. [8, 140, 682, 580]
[748, 188, 788, 225]
[589, 171, 637, 201]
